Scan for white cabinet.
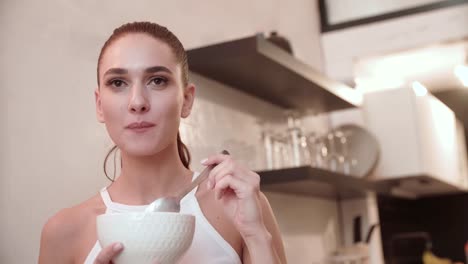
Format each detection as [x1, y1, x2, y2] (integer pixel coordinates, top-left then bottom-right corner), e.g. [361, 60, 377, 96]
[362, 87, 467, 196]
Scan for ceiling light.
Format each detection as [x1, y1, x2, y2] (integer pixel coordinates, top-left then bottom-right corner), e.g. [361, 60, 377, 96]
[454, 64, 468, 87]
[412, 81, 428, 96]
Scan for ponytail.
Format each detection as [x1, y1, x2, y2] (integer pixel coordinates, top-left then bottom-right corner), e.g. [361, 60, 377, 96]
[177, 132, 191, 169]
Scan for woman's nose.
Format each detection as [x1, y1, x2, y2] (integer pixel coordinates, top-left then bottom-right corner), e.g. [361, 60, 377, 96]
[128, 86, 150, 114]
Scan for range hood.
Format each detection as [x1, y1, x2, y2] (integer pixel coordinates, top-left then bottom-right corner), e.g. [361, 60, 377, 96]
[361, 86, 468, 198]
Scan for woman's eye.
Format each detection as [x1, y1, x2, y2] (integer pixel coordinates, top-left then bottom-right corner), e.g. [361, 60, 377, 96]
[111, 80, 124, 87]
[106, 79, 126, 88]
[150, 77, 167, 86]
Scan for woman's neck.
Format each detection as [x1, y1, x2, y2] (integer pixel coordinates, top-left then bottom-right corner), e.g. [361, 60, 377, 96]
[108, 143, 193, 205]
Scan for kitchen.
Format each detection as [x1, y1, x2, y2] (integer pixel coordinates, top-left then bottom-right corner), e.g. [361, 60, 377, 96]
[1, 0, 468, 263]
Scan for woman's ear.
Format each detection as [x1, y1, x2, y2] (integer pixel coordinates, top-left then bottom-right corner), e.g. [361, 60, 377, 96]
[181, 84, 195, 118]
[95, 88, 105, 123]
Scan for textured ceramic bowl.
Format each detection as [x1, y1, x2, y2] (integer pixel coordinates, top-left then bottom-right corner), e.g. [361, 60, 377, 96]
[97, 212, 195, 264]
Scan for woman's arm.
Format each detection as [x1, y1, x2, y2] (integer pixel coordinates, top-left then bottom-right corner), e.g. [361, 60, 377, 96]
[203, 154, 287, 264]
[242, 193, 286, 264]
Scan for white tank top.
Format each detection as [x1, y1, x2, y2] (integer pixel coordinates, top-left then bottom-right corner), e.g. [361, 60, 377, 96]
[84, 172, 242, 264]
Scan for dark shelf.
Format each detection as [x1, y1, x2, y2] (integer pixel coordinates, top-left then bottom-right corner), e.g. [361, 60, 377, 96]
[187, 34, 361, 112]
[258, 166, 466, 200]
[373, 175, 466, 199]
[258, 166, 376, 200]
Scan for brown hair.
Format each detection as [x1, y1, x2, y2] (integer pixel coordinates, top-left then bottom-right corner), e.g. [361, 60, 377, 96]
[98, 21, 191, 181]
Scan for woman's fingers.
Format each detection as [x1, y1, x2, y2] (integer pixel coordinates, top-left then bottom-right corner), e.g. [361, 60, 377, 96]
[203, 153, 232, 187]
[202, 151, 261, 199]
[213, 174, 247, 200]
[94, 242, 123, 264]
[206, 156, 234, 188]
[201, 151, 232, 166]
[203, 153, 260, 192]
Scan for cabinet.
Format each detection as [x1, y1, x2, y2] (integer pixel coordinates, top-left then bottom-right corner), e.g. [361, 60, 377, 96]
[362, 87, 468, 198]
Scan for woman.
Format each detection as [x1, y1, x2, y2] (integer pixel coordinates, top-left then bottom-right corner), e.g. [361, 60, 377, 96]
[39, 21, 286, 264]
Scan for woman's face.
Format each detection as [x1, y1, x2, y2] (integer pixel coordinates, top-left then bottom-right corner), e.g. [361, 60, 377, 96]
[95, 33, 194, 157]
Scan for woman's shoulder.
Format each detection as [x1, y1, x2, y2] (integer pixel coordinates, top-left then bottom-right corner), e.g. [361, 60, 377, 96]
[40, 194, 105, 249]
[39, 192, 105, 262]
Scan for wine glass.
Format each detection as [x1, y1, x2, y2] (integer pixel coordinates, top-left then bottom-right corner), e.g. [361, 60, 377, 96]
[325, 132, 339, 172]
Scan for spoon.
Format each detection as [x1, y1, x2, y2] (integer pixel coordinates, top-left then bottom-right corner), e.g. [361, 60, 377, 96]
[145, 150, 230, 213]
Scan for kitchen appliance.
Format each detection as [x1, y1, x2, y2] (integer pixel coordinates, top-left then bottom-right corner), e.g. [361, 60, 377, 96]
[329, 217, 379, 264]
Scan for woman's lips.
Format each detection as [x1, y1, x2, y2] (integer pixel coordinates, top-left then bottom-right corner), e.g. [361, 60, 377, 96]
[125, 121, 156, 132]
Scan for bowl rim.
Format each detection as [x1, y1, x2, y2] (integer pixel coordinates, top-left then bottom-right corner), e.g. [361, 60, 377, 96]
[97, 212, 196, 218]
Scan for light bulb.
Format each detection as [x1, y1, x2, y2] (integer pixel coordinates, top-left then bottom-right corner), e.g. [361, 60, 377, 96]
[454, 64, 468, 87]
[412, 81, 428, 96]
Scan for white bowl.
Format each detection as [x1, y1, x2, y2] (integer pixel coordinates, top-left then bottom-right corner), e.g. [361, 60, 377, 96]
[97, 212, 195, 264]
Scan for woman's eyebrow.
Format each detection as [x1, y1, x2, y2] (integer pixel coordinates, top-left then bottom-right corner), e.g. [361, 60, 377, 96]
[104, 68, 128, 77]
[144, 66, 172, 74]
[103, 66, 172, 77]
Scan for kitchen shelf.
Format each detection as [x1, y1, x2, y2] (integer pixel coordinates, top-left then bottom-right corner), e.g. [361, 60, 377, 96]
[187, 34, 362, 112]
[257, 166, 376, 200]
[257, 166, 466, 200]
[373, 175, 466, 199]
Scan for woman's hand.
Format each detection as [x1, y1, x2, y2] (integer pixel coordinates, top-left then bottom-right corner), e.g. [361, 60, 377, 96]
[203, 153, 267, 239]
[94, 242, 124, 264]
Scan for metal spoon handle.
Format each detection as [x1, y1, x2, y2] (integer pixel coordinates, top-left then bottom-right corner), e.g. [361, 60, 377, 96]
[176, 150, 229, 200]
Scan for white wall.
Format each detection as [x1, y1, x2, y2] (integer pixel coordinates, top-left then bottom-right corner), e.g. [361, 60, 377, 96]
[325, 0, 446, 24]
[266, 193, 340, 264]
[0, 1, 341, 263]
[321, 3, 468, 84]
